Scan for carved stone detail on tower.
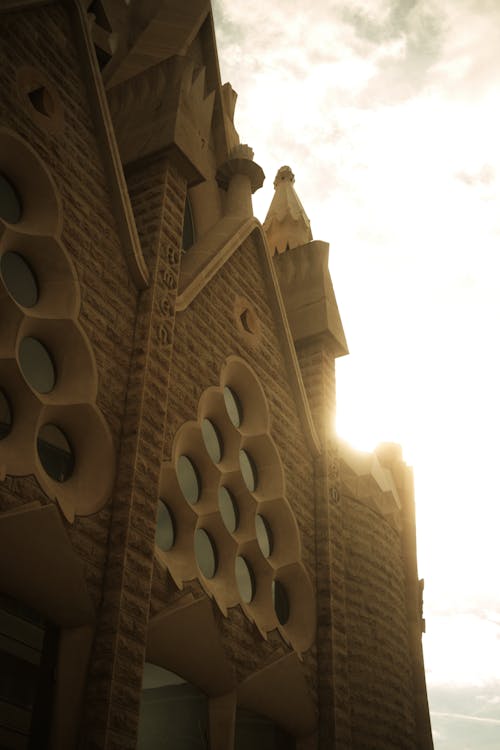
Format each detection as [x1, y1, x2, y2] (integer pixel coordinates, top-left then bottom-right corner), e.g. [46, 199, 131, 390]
[263, 166, 313, 254]
[108, 55, 216, 184]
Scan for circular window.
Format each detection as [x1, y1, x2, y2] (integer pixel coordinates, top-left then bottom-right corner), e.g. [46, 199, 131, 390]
[255, 514, 273, 558]
[223, 386, 242, 428]
[194, 528, 217, 579]
[218, 486, 238, 533]
[18, 337, 56, 394]
[1, 252, 38, 308]
[0, 173, 22, 224]
[176, 455, 200, 504]
[235, 556, 255, 604]
[0, 389, 12, 439]
[156, 500, 175, 551]
[201, 418, 223, 463]
[239, 449, 257, 492]
[273, 580, 290, 625]
[37, 423, 74, 482]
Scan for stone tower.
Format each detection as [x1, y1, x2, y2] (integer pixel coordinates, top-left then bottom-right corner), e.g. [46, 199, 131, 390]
[0, 2, 432, 748]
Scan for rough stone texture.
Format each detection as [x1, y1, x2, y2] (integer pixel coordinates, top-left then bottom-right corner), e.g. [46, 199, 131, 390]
[0, 4, 136, 609]
[81, 155, 185, 749]
[162, 233, 318, 692]
[344, 498, 417, 750]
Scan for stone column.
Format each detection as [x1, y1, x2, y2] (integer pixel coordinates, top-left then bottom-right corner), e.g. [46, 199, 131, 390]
[80, 156, 186, 749]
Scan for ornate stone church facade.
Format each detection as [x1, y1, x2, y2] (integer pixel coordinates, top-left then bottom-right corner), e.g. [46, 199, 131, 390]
[0, 1, 433, 748]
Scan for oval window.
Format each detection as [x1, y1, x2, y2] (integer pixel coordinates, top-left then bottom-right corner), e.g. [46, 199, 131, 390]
[235, 556, 255, 604]
[0, 173, 22, 224]
[0, 252, 38, 308]
[239, 449, 257, 492]
[37, 423, 74, 482]
[156, 501, 175, 551]
[223, 386, 242, 428]
[218, 486, 238, 533]
[201, 418, 223, 463]
[255, 514, 273, 558]
[176, 455, 200, 504]
[273, 580, 290, 625]
[0, 389, 13, 439]
[18, 337, 56, 394]
[194, 528, 217, 579]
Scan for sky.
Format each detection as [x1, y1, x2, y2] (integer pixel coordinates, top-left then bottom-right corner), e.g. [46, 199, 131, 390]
[212, 1, 500, 747]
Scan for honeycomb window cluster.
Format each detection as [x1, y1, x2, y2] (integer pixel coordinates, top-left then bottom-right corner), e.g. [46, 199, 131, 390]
[0, 128, 115, 522]
[156, 356, 315, 653]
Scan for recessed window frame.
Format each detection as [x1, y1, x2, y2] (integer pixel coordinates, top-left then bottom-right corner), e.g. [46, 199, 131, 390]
[176, 455, 201, 505]
[37, 423, 74, 483]
[18, 337, 56, 394]
[0, 172, 23, 224]
[0, 389, 13, 440]
[1, 251, 39, 308]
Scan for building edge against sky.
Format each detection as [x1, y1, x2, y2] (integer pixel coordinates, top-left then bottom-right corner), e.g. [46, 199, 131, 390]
[0, 1, 432, 748]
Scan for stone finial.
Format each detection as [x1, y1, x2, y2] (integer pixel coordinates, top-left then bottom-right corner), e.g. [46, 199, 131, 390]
[263, 166, 313, 255]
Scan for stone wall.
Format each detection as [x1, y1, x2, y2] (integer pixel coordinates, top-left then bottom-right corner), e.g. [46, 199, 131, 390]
[344, 498, 417, 750]
[0, 3, 136, 609]
[160, 233, 318, 692]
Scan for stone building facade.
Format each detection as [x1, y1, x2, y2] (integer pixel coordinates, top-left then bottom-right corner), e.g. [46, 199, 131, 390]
[0, 1, 433, 749]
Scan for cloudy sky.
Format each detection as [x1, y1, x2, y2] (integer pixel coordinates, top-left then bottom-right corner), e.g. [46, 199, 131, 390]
[212, 1, 500, 747]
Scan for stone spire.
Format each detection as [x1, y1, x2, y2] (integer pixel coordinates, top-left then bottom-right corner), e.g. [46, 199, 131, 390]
[263, 166, 313, 255]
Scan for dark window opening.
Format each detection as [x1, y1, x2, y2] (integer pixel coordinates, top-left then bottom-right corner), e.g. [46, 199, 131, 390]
[0, 389, 12, 439]
[37, 423, 74, 483]
[182, 196, 195, 252]
[0, 594, 59, 750]
[0, 173, 23, 224]
[27, 87, 55, 119]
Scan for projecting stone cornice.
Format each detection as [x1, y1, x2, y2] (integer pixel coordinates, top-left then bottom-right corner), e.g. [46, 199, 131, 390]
[274, 240, 348, 357]
[338, 439, 406, 530]
[108, 55, 216, 185]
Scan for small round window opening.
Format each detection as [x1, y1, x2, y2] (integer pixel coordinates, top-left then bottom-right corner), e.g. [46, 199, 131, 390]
[0, 173, 23, 224]
[201, 419, 223, 464]
[218, 486, 238, 533]
[223, 386, 242, 428]
[194, 528, 217, 579]
[235, 556, 255, 604]
[255, 514, 273, 558]
[156, 501, 175, 552]
[1, 252, 39, 308]
[37, 423, 74, 482]
[0, 389, 13, 440]
[234, 297, 261, 345]
[18, 337, 56, 394]
[273, 580, 290, 625]
[176, 455, 200, 505]
[28, 86, 55, 118]
[239, 449, 257, 492]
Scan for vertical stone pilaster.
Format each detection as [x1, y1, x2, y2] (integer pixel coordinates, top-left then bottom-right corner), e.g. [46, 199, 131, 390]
[296, 338, 351, 750]
[81, 157, 186, 749]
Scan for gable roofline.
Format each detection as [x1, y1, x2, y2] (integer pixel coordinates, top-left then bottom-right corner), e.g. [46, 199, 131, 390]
[66, 0, 150, 290]
[176, 217, 321, 457]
